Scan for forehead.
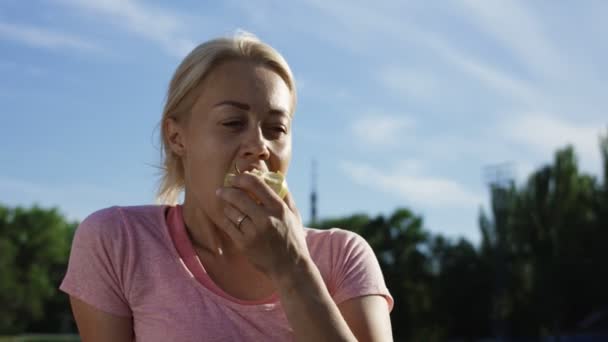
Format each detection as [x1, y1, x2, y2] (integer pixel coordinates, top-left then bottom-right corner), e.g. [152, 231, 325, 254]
[196, 59, 293, 112]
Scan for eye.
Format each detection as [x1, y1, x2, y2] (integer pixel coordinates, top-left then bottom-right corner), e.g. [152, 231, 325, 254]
[270, 125, 287, 133]
[264, 125, 288, 139]
[222, 120, 245, 129]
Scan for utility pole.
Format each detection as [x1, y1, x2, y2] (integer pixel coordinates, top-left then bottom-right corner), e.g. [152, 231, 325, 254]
[310, 159, 318, 227]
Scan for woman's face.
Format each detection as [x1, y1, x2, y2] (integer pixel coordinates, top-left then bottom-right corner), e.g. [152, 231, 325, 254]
[168, 59, 293, 219]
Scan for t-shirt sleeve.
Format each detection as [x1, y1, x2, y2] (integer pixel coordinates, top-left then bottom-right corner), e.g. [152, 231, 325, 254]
[330, 230, 394, 311]
[59, 207, 132, 317]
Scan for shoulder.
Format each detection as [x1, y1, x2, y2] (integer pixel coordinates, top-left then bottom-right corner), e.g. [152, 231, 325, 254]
[75, 205, 166, 242]
[75, 206, 122, 240]
[306, 228, 393, 310]
[305, 227, 369, 251]
[304, 227, 392, 309]
[304, 227, 376, 269]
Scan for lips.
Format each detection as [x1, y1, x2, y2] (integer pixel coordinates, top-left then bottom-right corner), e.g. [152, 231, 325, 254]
[235, 162, 269, 174]
[224, 167, 288, 199]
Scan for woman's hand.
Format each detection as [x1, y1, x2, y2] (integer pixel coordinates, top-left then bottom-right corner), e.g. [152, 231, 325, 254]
[216, 172, 310, 281]
[217, 172, 387, 342]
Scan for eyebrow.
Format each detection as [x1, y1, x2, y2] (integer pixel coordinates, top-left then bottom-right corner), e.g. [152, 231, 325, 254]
[214, 100, 290, 117]
[214, 100, 250, 111]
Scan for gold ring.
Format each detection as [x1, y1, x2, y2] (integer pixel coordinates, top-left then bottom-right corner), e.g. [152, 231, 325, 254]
[236, 215, 248, 230]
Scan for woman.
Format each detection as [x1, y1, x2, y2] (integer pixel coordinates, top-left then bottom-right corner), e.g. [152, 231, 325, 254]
[60, 32, 393, 341]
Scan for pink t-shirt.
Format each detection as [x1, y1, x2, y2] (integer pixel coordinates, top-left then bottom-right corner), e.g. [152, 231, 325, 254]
[60, 205, 393, 341]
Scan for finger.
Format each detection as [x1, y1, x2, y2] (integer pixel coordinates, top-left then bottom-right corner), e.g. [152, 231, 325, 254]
[223, 204, 252, 233]
[229, 172, 282, 209]
[283, 190, 297, 213]
[283, 191, 302, 222]
[217, 187, 268, 225]
[218, 215, 244, 244]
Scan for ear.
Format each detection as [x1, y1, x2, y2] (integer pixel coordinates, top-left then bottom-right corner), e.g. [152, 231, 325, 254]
[165, 117, 187, 156]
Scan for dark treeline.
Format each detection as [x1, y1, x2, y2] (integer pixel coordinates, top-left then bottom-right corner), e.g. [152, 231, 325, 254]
[1, 133, 607, 340]
[315, 133, 608, 340]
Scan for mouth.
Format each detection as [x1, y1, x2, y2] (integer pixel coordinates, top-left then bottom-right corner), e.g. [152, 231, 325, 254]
[234, 162, 269, 174]
[225, 162, 288, 199]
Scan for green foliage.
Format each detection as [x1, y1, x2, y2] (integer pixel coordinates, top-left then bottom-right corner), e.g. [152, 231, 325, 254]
[479, 143, 608, 338]
[3, 130, 607, 339]
[0, 205, 77, 334]
[316, 130, 608, 340]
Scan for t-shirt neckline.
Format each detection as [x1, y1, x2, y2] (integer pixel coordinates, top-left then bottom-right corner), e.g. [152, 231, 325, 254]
[165, 204, 280, 307]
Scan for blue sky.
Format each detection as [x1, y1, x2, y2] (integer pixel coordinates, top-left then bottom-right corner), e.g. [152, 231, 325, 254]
[1, 0, 607, 243]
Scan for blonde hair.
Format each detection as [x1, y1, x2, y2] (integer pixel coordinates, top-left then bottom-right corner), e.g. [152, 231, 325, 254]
[156, 31, 296, 204]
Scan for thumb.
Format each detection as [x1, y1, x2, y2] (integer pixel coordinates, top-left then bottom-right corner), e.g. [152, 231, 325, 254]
[283, 191, 302, 223]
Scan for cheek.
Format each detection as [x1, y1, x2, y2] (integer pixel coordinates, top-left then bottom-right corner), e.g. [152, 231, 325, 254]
[187, 127, 234, 161]
[184, 136, 232, 185]
[273, 139, 292, 173]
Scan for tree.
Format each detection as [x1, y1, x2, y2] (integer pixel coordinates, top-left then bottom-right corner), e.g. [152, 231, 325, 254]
[479, 134, 608, 337]
[0, 204, 77, 334]
[430, 235, 493, 339]
[316, 208, 441, 340]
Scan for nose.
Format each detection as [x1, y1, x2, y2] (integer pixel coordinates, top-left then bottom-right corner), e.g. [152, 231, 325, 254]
[241, 124, 270, 161]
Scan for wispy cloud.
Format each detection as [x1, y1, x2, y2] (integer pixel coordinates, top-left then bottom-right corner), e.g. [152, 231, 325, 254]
[350, 115, 414, 147]
[55, 0, 195, 57]
[292, 0, 546, 107]
[378, 67, 438, 101]
[502, 112, 605, 172]
[0, 21, 100, 52]
[375, 35, 544, 107]
[420, 31, 545, 107]
[340, 160, 483, 208]
[455, 0, 567, 81]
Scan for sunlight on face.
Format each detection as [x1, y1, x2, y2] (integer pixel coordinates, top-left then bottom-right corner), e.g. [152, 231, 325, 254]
[181, 59, 294, 215]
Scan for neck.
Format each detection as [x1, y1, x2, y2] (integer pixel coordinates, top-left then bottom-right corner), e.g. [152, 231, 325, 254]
[181, 194, 236, 257]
